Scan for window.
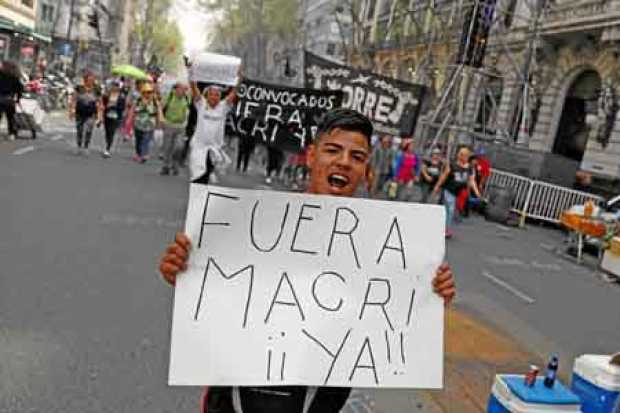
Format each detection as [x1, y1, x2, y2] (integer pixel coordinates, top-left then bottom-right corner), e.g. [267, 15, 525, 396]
[21, 0, 34, 8]
[42, 4, 55, 22]
[366, 0, 377, 20]
[326, 43, 336, 55]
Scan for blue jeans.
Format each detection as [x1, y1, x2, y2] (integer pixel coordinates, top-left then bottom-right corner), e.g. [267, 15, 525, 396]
[134, 129, 154, 158]
[443, 190, 457, 230]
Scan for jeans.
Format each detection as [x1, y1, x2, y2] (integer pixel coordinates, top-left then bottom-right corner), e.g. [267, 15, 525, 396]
[76, 116, 95, 148]
[104, 117, 119, 151]
[420, 184, 436, 204]
[134, 129, 154, 158]
[161, 124, 184, 170]
[372, 173, 391, 198]
[237, 137, 255, 172]
[444, 189, 457, 230]
[266, 146, 284, 177]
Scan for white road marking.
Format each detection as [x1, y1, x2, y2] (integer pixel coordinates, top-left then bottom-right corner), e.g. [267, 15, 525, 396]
[51, 135, 64, 141]
[12, 145, 36, 156]
[482, 270, 536, 304]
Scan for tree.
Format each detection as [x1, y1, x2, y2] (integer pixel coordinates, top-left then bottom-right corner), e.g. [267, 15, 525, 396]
[131, 0, 183, 72]
[199, 0, 300, 80]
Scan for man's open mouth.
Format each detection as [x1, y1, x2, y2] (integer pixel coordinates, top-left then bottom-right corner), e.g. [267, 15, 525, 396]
[327, 173, 350, 188]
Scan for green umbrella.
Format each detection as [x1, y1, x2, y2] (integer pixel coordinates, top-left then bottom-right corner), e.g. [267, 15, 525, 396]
[111, 64, 150, 80]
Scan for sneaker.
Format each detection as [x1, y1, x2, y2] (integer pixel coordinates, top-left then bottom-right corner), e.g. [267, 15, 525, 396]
[140, 157, 148, 164]
[160, 167, 170, 175]
[445, 230, 453, 239]
[102, 150, 111, 158]
[266, 177, 273, 185]
[132, 154, 141, 162]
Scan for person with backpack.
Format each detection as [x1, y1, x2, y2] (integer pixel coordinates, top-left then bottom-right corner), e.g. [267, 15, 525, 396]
[159, 108, 456, 413]
[127, 82, 163, 163]
[100, 80, 126, 158]
[69, 70, 102, 155]
[160, 82, 190, 176]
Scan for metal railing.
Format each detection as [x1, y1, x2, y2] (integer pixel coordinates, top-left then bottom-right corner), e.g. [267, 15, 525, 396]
[483, 169, 605, 226]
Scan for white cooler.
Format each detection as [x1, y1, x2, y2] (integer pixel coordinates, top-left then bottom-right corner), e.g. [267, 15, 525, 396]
[571, 354, 620, 413]
[488, 374, 582, 413]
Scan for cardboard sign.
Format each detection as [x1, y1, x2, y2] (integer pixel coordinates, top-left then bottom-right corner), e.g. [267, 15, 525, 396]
[226, 79, 343, 151]
[190, 52, 241, 86]
[304, 52, 427, 136]
[169, 185, 445, 388]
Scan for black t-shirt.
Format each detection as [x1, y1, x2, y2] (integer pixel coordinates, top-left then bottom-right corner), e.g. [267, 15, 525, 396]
[0, 71, 23, 100]
[237, 386, 351, 413]
[423, 160, 443, 186]
[444, 163, 474, 195]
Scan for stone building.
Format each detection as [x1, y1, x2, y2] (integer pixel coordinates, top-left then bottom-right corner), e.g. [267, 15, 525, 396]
[301, 0, 348, 60]
[1, 0, 50, 73]
[356, 0, 620, 193]
[36, 0, 134, 77]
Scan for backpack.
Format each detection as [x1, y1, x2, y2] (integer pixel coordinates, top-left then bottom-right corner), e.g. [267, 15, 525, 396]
[163, 91, 190, 116]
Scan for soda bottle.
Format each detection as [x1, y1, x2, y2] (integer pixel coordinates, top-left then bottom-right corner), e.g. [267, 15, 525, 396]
[544, 355, 559, 388]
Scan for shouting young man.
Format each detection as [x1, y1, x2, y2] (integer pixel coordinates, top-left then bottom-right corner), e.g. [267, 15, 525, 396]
[159, 108, 456, 413]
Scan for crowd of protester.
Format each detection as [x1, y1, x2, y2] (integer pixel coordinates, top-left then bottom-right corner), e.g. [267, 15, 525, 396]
[367, 135, 491, 238]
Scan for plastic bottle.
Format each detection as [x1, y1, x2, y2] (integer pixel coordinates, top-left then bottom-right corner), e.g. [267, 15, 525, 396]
[543, 355, 559, 388]
[584, 200, 594, 218]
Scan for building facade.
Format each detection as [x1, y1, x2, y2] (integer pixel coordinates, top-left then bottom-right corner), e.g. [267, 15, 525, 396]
[1, 0, 49, 73]
[35, 0, 134, 78]
[302, 0, 347, 60]
[356, 0, 620, 193]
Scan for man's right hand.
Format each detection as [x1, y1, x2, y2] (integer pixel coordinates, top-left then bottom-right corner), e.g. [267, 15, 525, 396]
[159, 233, 192, 286]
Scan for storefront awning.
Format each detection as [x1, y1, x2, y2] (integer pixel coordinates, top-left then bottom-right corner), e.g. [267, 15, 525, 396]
[0, 16, 51, 43]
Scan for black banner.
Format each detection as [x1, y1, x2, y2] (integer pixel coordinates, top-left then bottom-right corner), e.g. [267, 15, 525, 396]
[226, 79, 343, 151]
[304, 52, 427, 137]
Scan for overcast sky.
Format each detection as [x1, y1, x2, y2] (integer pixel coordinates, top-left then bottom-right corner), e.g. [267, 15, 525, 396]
[171, 0, 214, 55]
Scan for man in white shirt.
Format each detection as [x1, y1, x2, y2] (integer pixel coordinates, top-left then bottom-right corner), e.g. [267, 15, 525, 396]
[188, 78, 239, 184]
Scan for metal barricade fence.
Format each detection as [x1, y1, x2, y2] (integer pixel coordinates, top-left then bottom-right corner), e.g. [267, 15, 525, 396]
[483, 169, 605, 226]
[524, 180, 604, 224]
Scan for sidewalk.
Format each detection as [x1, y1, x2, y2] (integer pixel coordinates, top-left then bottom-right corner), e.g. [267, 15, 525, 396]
[371, 308, 540, 413]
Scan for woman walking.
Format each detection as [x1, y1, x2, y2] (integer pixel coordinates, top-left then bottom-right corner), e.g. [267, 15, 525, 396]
[100, 80, 126, 158]
[127, 82, 163, 163]
[433, 146, 482, 238]
[69, 70, 102, 155]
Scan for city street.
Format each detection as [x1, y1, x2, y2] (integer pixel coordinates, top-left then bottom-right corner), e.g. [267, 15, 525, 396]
[1, 113, 619, 412]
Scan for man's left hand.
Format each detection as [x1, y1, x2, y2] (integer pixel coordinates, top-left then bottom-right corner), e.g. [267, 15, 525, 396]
[433, 263, 456, 306]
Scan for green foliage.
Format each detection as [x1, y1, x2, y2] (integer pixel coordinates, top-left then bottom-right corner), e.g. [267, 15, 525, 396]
[200, 0, 300, 48]
[151, 20, 184, 73]
[132, 0, 183, 73]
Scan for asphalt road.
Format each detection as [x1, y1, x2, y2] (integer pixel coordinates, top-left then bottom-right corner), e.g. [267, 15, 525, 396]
[1, 114, 618, 412]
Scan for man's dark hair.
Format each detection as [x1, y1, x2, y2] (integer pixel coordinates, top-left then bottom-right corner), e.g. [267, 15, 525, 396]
[315, 108, 373, 145]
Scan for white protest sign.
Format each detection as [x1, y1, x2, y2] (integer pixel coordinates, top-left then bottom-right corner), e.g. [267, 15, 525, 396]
[169, 185, 445, 388]
[189, 52, 241, 86]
